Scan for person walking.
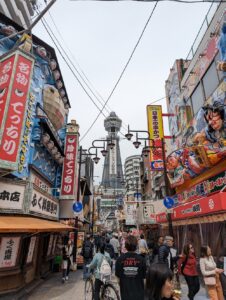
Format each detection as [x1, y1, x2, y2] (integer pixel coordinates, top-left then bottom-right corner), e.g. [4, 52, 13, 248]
[81, 234, 94, 280]
[110, 233, 120, 259]
[158, 236, 173, 267]
[178, 243, 200, 300]
[61, 239, 73, 283]
[146, 263, 181, 300]
[200, 245, 224, 300]
[139, 234, 149, 257]
[115, 235, 146, 300]
[151, 236, 164, 263]
[88, 242, 111, 300]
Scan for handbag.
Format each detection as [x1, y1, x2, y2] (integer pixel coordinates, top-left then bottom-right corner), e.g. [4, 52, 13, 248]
[204, 275, 216, 286]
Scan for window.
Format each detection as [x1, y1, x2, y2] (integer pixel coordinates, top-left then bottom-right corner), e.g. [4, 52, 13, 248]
[191, 83, 205, 115]
[202, 61, 219, 99]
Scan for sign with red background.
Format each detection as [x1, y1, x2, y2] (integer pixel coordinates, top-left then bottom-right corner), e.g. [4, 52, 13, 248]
[61, 134, 78, 197]
[0, 51, 34, 170]
[156, 192, 226, 223]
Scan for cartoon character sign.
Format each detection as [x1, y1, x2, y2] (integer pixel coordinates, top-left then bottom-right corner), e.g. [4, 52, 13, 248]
[167, 99, 226, 188]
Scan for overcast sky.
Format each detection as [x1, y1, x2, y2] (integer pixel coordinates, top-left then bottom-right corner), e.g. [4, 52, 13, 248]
[33, 0, 217, 183]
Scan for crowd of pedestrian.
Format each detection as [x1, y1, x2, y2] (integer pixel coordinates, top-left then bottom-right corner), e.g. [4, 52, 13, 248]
[61, 231, 226, 300]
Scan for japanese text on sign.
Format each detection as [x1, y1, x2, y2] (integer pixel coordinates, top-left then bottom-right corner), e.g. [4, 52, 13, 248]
[0, 237, 20, 268]
[0, 182, 25, 210]
[61, 135, 78, 197]
[0, 52, 34, 169]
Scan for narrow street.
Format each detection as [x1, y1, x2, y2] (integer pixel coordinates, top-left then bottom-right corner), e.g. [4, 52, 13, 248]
[19, 270, 208, 300]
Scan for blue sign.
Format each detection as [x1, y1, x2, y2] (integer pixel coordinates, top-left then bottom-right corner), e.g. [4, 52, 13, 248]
[73, 202, 83, 213]
[134, 193, 142, 200]
[163, 197, 175, 209]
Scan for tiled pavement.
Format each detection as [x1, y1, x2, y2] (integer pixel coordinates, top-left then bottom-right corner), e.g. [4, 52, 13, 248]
[15, 269, 209, 300]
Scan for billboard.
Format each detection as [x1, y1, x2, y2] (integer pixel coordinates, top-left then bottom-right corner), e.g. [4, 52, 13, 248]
[147, 105, 164, 170]
[166, 94, 226, 188]
[0, 50, 34, 170]
[61, 134, 78, 198]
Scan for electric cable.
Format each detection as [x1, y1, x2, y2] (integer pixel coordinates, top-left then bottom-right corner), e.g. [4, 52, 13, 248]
[47, 11, 129, 132]
[80, 1, 158, 142]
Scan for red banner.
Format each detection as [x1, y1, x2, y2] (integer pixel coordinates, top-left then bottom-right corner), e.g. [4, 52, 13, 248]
[156, 192, 226, 223]
[0, 55, 16, 144]
[61, 134, 78, 197]
[0, 51, 34, 170]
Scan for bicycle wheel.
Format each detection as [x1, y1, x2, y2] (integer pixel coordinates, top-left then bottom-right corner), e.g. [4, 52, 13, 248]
[84, 278, 94, 300]
[101, 283, 120, 300]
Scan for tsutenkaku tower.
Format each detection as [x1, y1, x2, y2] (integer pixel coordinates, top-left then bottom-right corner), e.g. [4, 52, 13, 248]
[101, 112, 123, 189]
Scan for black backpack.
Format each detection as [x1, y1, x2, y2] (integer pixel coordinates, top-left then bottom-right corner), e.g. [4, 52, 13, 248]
[105, 244, 114, 259]
[83, 241, 92, 259]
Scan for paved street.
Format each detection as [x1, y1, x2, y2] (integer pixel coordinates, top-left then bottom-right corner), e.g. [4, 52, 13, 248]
[16, 270, 209, 300]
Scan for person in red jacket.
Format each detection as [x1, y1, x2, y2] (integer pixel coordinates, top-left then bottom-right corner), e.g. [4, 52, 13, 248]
[178, 244, 200, 300]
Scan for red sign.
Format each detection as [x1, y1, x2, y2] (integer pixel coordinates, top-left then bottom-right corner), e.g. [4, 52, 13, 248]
[61, 134, 78, 197]
[0, 51, 34, 170]
[156, 192, 226, 223]
[0, 55, 16, 144]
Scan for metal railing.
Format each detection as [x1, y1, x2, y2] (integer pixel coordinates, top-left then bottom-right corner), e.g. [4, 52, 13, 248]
[186, 1, 221, 61]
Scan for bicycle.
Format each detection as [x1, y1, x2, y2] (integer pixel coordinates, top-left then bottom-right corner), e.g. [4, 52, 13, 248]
[84, 272, 120, 300]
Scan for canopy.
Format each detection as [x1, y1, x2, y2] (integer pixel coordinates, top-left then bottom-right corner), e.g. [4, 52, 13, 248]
[0, 216, 74, 233]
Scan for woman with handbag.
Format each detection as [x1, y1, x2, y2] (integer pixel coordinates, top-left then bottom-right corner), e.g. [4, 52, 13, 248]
[200, 245, 224, 300]
[178, 244, 200, 300]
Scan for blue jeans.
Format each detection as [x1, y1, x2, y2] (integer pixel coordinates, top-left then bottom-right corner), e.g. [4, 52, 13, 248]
[83, 258, 92, 279]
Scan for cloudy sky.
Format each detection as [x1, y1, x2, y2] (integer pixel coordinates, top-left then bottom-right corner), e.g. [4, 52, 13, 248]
[33, 0, 217, 182]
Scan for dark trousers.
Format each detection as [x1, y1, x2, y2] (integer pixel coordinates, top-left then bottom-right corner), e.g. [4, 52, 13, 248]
[184, 275, 200, 300]
[94, 278, 103, 300]
[62, 259, 71, 278]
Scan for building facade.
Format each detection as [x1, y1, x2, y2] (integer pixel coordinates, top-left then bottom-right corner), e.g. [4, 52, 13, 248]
[0, 13, 73, 295]
[124, 155, 142, 200]
[157, 3, 226, 255]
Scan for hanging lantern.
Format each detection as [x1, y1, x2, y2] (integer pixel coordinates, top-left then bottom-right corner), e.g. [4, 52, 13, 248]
[59, 89, 65, 98]
[53, 70, 61, 81]
[50, 59, 57, 70]
[42, 133, 50, 144]
[56, 80, 63, 89]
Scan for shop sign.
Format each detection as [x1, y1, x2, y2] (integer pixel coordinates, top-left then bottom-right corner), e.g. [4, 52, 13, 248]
[0, 50, 34, 171]
[61, 134, 78, 198]
[0, 182, 25, 210]
[109, 140, 117, 175]
[125, 203, 137, 225]
[31, 172, 51, 193]
[0, 237, 20, 268]
[147, 105, 164, 170]
[174, 171, 226, 204]
[30, 188, 59, 219]
[26, 236, 36, 264]
[0, 54, 16, 143]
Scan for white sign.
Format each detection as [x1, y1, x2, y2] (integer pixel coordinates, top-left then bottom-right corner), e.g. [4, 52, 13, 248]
[109, 140, 117, 175]
[0, 237, 20, 268]
[0, 182, 25, 210]
[30, 188, 59, 219]
[31, 172, 51, 194]
[26, 236, 36, 264]
[125, 203, 137, 225]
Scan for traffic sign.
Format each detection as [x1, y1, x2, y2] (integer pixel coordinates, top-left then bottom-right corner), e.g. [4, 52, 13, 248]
[72, 202, 83, 213]
[163, 197, 175, 209]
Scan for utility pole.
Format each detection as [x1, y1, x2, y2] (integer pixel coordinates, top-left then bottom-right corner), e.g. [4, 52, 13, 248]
[161, 138, 174, 238]
[73, 145, 82, 263]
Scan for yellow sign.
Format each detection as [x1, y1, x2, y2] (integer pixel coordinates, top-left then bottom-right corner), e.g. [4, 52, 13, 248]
[147, 105, 164, 170]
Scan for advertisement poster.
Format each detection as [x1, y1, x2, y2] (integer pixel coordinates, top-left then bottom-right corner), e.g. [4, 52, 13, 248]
[0, 237, 20, 268]
[26, 236, 36, 264]
[76, 231, 84, 266]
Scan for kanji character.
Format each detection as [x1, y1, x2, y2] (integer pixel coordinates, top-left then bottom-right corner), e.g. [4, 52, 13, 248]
[0, 190, 10, 200]
[16, 73, 28, 86]
[42, 198, 47, 211]
[2, 61, 12, 74]
[66, 153, 74, 161]
[66, 145, 74, 153]
[10, 192, 20, 202]
[18, 62, 30, 74]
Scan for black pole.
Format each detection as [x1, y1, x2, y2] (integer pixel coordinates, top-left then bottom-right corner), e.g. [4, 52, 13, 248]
[73, 145, 82, 263]
[161, 138, 174, 238]
[91, 195, 94, 236]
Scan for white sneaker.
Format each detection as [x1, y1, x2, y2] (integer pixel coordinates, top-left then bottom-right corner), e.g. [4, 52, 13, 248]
[62, 277, 65, 283]
[66, 276, 69, 281]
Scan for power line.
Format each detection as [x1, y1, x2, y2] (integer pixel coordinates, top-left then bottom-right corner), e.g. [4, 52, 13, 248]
[47, 11, 129, 132]
[80, 1, 158, 142]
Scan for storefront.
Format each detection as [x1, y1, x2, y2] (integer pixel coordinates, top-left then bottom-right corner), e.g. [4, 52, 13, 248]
[156, 191, 226, 256]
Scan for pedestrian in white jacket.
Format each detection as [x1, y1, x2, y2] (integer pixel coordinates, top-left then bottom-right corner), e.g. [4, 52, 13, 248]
[199, 245, 224, 300]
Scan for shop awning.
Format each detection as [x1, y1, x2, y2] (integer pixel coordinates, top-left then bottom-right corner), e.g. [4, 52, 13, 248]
[0, 216, 74, 233]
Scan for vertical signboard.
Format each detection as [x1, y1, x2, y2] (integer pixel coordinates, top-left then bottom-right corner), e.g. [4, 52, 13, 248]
[0, 50, 34, 170]
[61, 134, 78, 198]
[109, 140, 117, 175]
[26, 236, 36, 264]
[147, 105, 164, 170]
[0, 237, 21, 268]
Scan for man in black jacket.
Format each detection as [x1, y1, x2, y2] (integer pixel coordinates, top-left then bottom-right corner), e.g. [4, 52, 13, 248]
[158, 236, 173, 268]
[81, 235, 94, 279]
